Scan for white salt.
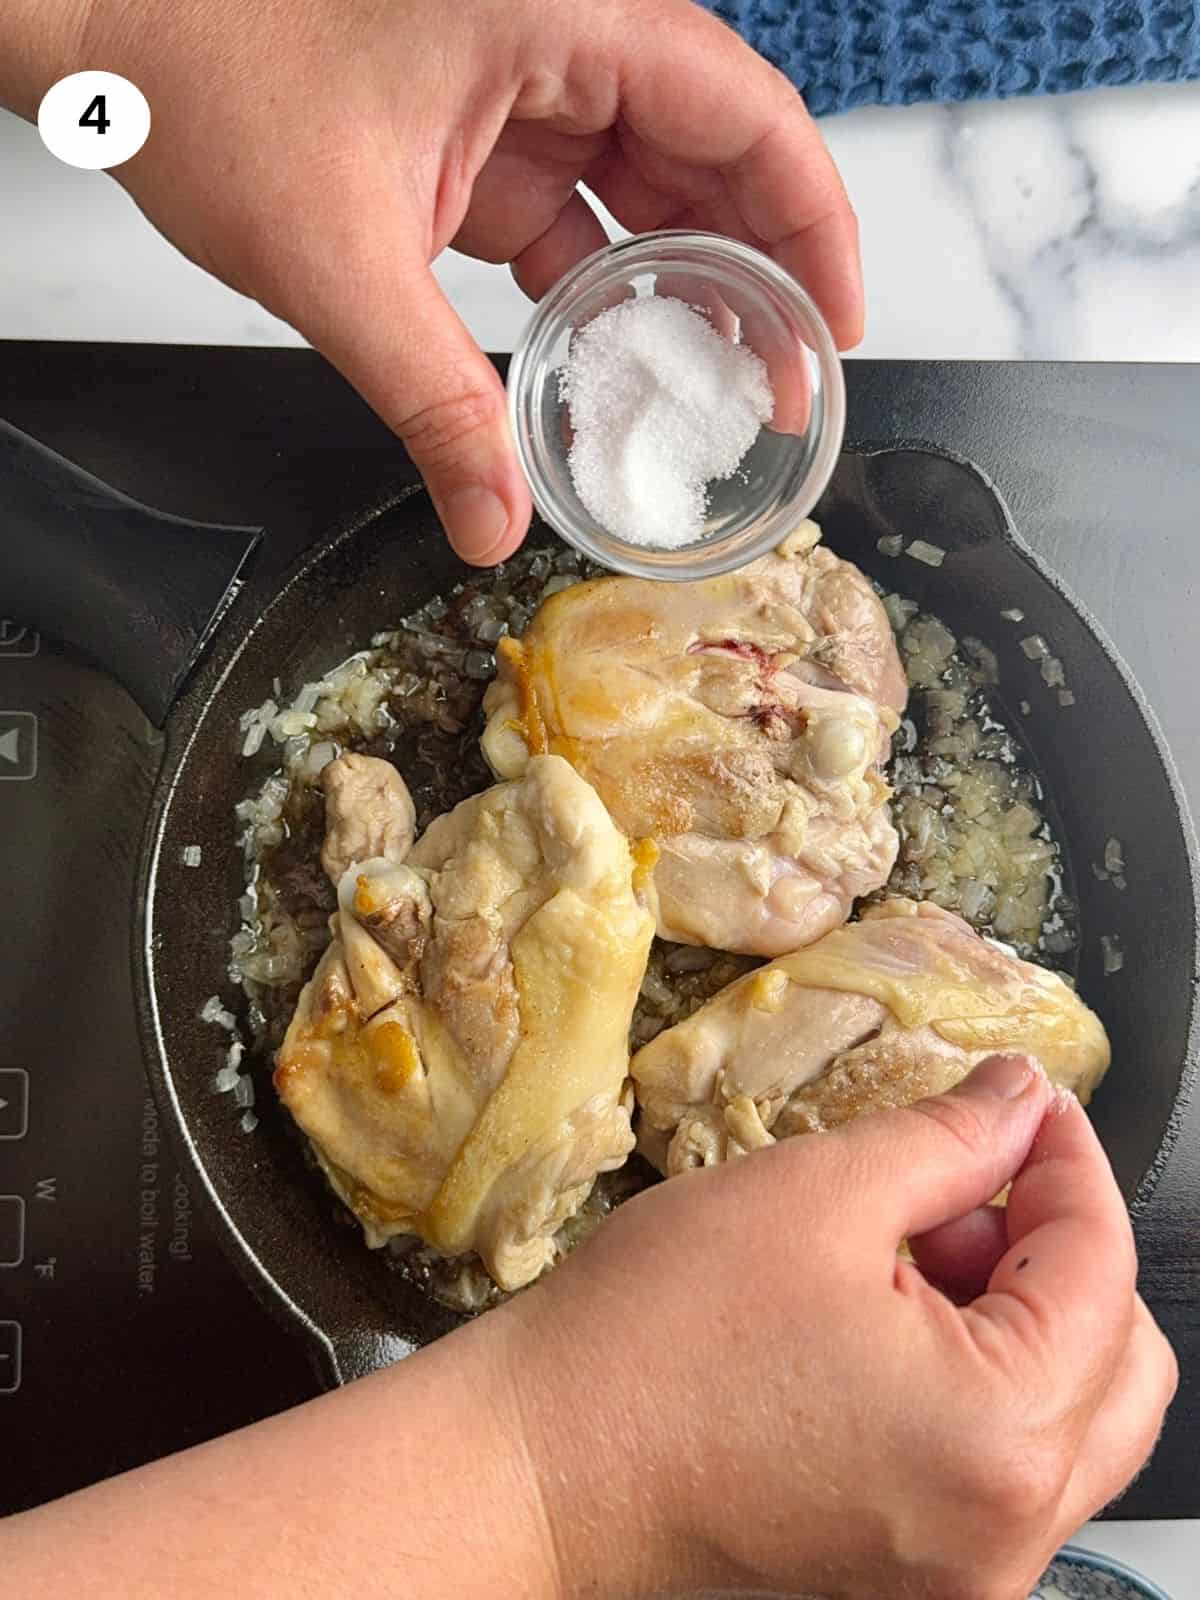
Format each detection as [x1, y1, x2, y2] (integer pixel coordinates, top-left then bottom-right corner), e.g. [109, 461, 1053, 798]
[559, 296, 774, 549]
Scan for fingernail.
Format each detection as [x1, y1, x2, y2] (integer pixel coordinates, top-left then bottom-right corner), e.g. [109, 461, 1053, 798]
[442, 486, 509, 564]
[959, 1054, 1038, 1101]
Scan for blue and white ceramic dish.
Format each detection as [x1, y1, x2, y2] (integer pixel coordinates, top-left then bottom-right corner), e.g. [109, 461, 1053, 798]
[1031, 1545, 1173, 1599]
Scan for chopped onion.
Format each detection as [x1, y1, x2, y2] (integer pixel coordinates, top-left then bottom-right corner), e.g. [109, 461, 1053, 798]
[1040, 655, 1066, 688]
[239, 1110, 260, 1134]
[1104, 837, 1125, 875]
[905, 539, 946, 568]
[664, 945, 716, 975]
[961, 637, 999, 685]
[1000, 607, 1025, 622]
[959, 879, 993, 920]
[882, 593, 919, 632]
[301, 740, 337, 779]
[270, 708, 319, 741]
[181, 844, 202, 868]
[876, 535, 904, 557]
[1058, 689, 1076, 707]
[640, 970, 675, 1008]
[1100, 934, 1124, 975]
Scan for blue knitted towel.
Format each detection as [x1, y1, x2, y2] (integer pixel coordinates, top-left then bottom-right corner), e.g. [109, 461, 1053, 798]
[700, 0, 1200, 115]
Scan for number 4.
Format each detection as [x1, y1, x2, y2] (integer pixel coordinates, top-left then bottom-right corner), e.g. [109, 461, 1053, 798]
[79, 94, 111, 134]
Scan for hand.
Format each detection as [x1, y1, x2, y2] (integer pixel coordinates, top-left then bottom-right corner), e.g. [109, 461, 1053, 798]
[501, 1054, 1177, 1599]
[0, 1055, 1174, 1600]
[15, 0, 860, 562]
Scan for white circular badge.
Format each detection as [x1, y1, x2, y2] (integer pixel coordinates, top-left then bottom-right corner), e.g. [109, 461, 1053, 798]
[38, 71, 150, 171]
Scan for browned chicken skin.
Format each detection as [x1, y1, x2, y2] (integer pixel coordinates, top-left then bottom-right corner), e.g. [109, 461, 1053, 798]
[631, 898, 1111, 1176]
[276, 754, 656, 1290]
[483, 521, 907, 956]
[278, 535, 1108, 1290]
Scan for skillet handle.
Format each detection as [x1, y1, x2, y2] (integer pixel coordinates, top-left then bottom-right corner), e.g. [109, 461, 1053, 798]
[318, 1328, 423, 1386]
[0, 418, 262, 726]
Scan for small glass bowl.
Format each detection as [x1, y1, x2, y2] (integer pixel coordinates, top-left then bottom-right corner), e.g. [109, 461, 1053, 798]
[506, 230, 846, 580]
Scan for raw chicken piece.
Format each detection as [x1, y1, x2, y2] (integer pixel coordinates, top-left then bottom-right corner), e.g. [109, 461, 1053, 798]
[631, 898, 1110, 1176]
[482, 521, 906, 956]
[275, 754, 655, 1290]
[320, 752, 416, 885]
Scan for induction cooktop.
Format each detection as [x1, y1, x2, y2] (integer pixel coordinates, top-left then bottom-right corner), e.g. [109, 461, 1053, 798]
[0, 345, 1196, 1519]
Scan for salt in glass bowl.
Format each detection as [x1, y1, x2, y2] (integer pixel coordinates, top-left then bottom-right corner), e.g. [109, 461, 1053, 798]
[506, 230, 846, 581]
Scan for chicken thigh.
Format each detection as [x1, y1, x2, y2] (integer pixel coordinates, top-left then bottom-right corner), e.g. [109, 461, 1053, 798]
[320, 751, 416, 884]
[483, 521, 907, 956]
[631, 898, 1110, 1176]
[275, 754, 656, 1290]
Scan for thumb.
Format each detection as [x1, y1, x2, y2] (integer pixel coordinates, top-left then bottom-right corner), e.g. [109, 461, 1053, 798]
[820, 1054, 1052, 1247]
[302, 251, 532, 565]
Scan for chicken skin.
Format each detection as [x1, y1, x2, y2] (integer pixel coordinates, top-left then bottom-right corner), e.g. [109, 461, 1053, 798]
[482, 521, 906, 956]
[275, 754, 656, 1290]
[320, 751, 416, 884]
[631, 898, 1110, 1176]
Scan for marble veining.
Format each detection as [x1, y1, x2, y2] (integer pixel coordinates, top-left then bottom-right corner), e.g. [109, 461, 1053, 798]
[936, 88, 1200, 357]
[0, 79, 1197, 359]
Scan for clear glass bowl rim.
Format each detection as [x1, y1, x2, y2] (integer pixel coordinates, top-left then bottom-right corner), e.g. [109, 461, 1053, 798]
[506, 228, 846, 580]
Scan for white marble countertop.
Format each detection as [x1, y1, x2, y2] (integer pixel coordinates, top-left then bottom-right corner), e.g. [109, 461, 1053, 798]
[2, 80, 1199, 357]
[3, 75, 1199, 1589]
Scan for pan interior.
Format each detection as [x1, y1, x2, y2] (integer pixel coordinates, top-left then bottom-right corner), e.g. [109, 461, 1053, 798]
[139, 453, 1199, 1379]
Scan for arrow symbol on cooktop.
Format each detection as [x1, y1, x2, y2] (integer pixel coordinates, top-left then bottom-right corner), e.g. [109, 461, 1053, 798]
[0, 714, 35, 779]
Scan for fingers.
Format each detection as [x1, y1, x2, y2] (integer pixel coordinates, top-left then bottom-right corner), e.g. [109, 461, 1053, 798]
[511, 190, 609, 302]
[964, 1089, 1137, 1395]
[724, 124, 864, 349]
[734, 296, 814, 435]
[584, 146, 755, 249]
[612, 1, 863, 345]
[293, 229, 531, 566]
[1057, 1297, 1179, 1529]
[909, 1202, 1009, 1300]
[812, 1054, 1050, 1252]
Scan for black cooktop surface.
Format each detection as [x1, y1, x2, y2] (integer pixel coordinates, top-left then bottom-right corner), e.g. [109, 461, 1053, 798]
[0, 346, 1196, 1519]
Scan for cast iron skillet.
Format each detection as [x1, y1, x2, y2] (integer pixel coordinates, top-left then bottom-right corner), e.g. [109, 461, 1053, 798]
[6, 417, 1198, 1386]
